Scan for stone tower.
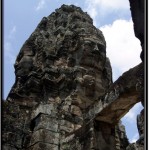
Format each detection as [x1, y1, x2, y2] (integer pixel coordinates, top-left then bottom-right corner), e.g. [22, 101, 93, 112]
[2, 4, 144, 150]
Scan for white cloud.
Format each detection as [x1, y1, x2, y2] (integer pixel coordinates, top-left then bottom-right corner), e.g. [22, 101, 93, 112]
[89, 0, 129, 10]
[84, 0, 129, 22]
[4, 42, 16, 64]
[123, 103, 143, 123]
[10, 26, 16, 34]
[35, 0, 46, 11]
[121, 102, 143, 143]
[85, 2, 97, 18]
[130, 133, 139, 143]
[99, 19, 142, 81]
[8, 26, 16, 39]
[4, 25, 17, 64]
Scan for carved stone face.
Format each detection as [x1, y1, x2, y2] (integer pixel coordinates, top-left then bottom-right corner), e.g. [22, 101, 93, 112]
[22, 46, 34, 56]
[16, 56, 33, 77]
[73, 38, 107, 107]
[10, 4, 110, 106]
[80, 38, 105, 70]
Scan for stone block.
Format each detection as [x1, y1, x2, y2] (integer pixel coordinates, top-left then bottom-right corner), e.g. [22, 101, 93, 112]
[33, 114, 59, 132]
[29, 142, 58, 150]
[31, 104, 57, 119]
[30, 129, 59, 145]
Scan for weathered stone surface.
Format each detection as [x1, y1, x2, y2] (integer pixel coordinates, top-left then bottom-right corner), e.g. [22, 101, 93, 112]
[126, 143, 144, 150]
[3, 4, 112, 149]
[85, 63, 143, 124]
[128, 1, 145, 148]
[2, 4, 144, 150]
[136, 109, 144, 145]
[126, 143, 137, 150]
[30, 129, 59, 145]
[31, 104, 58, 119]
[31, 114, 59, 132]
[29, 142, 58, 150]
[129, 0, 144, 61]
[115, 121, 129, 150]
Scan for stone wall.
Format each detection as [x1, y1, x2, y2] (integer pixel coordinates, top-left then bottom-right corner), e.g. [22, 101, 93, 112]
[128, 0, 145, 149]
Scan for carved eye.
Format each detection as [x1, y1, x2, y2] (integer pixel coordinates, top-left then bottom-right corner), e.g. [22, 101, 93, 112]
[97, 44, 105, 53]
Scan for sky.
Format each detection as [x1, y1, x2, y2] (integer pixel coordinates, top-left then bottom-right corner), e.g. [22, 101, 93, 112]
[3, 0, 143, 143]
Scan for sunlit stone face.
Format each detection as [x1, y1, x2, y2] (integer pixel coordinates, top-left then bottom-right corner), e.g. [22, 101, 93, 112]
[71, 38, 107, 108]
[80, 38, 106, 71]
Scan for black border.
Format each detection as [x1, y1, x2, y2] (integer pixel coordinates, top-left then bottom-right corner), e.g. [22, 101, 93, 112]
[145, 0, 148, 149]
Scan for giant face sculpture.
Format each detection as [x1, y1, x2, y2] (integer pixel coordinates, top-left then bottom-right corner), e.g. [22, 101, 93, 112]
[80, 38, 106, 70]
[11, 5, 111, 109]
[73, 37, 107, 108]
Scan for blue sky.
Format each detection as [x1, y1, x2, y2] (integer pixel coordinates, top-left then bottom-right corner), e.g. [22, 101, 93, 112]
[3, 0, 143, 143]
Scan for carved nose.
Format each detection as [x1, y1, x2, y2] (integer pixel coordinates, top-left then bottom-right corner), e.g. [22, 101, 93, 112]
[94, 45, 99, 51]
[92, 45, 100, 54]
